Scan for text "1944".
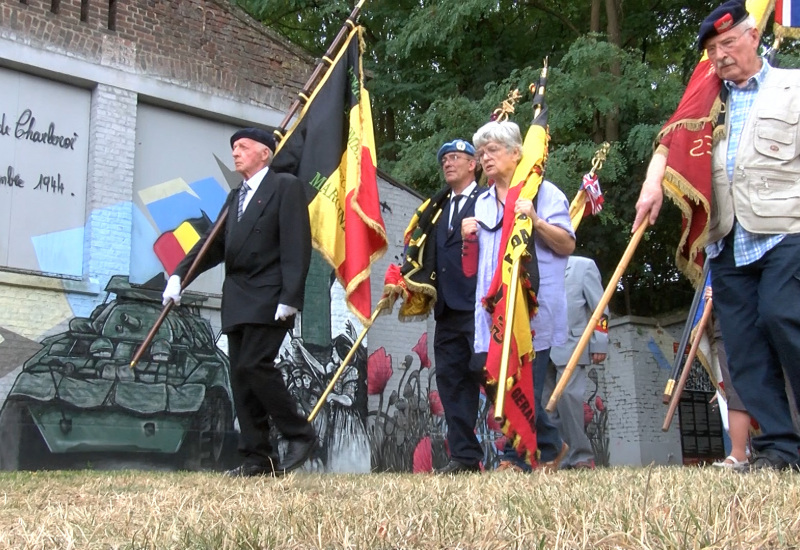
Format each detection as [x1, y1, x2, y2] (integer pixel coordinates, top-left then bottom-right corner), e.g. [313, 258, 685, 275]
[0, 166, 66, 194]
[34, 173, 66, 194]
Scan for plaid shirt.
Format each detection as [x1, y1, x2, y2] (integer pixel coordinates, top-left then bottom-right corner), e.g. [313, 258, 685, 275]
[706, 59, 785, 265]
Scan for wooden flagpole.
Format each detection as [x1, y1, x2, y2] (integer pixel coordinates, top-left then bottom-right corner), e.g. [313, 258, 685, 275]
[545, 221, 649, 413]
[494, 255, 523, 422]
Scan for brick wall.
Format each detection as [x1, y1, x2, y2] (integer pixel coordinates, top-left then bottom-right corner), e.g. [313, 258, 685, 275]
[604, 315, 683, 466]
[368, 174, 433, 390]
[0, 0, 312, 111]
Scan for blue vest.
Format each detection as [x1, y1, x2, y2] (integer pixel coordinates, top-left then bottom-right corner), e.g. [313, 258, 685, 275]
[434, 188, 479, 318]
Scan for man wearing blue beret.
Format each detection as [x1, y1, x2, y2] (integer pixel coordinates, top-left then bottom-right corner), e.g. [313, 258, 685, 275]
[163, 127, 317, 477]
[430, 139, 485, 474]
[634, 0, 800, 471]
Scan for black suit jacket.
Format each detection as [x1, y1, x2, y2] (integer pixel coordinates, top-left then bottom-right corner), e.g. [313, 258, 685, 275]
[174, 169, 312, 332]
[433, 185, 481, 319]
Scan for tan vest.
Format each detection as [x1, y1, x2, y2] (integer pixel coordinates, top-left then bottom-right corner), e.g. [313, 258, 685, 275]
[708, 67, 800, 245]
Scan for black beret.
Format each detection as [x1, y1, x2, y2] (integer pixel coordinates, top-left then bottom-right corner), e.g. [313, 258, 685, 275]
[230, 127, 276, 152]
[698, 0, 749, 51]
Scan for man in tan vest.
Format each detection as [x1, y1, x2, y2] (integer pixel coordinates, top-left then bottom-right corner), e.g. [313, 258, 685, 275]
[634, 0, 800, 471]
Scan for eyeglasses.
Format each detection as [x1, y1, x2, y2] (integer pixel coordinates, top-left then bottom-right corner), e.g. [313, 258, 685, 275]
[706, 29, 750, 57]
[440, 153, 469, 165]
[476, 144, 507, 160]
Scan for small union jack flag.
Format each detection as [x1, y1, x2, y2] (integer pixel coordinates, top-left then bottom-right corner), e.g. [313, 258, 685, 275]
[580, 173, 604, 216]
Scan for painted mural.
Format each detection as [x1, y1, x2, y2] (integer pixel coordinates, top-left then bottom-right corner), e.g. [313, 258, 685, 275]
[585, 367, 609, 467]
[0, 67, 91, 276]
[0, 276, 235, 471]
[274, 320, 371, 473]
[364, 333, 609, 472]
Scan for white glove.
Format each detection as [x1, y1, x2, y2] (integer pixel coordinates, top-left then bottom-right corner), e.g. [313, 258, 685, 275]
[162, 275, 182, 306]
[275, 303, 298, 321]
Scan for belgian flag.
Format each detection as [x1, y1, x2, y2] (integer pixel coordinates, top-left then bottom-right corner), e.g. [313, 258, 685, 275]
[153, 212, 212, 276]
[272, 26, 387, 325]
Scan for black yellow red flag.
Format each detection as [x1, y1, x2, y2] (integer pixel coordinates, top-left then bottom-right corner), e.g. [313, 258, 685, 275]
[376, 188, 450, 320]
[272, 26, 387, 325]
[482, 78, 549, 465]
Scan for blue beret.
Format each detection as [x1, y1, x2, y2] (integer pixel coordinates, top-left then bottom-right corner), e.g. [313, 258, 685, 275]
[698, 0, 749, 51]
[230, 127, 276, 152]
[437, 139, 475, 164]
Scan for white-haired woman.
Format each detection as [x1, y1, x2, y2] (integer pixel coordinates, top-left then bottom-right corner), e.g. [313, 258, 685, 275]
[462, 120, 576, 472]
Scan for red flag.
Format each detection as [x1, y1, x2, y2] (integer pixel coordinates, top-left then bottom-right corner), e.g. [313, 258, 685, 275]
[580, 173, 604, 216]
[657, 58, 721, 285]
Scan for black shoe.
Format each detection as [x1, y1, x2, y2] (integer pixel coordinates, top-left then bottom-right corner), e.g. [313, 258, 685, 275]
[742, 454, 799, 473]
[279, 438, 318, 473]
[434, 459, 481, 474]
[224, 460, 281, 478]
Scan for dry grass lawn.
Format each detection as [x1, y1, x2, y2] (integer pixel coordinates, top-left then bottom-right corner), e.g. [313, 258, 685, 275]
[1, 466, 799, 549]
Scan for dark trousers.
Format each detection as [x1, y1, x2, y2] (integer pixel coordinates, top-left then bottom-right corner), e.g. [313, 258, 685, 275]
[434, 307, 483, 465]
[227, 324, 314, 465]
[531, 348, 563, 461]
[711, 233, 800, 463]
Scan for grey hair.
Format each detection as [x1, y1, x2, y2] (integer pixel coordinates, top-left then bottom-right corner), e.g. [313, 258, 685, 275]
[473, 120, 523, 155]
[737, 14, 757, 32]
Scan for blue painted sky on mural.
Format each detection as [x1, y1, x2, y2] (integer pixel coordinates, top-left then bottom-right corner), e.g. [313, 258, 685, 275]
[31, 226, 84, 277]
[145, 177, 227, 233]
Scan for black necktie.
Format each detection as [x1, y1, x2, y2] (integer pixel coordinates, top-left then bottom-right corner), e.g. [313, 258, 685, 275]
[237, 181, 250, 221]
[449, 195, 463, 233]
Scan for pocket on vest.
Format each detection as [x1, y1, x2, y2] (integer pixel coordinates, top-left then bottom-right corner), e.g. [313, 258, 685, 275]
[754, 110, 799, 161]
[749, 170, 800, 218]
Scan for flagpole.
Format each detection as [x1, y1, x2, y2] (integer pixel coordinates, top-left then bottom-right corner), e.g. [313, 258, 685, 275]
[129, 219, 227, 368]
[272, 0, 367, 149]
[130, 0, 370, 369]
[662, 296, 713, 431]
[661, 257, 710, 403]
[308, 307, 380, 422]
[545, 221, 649, 413]
[494, 255, 523, 422]
[308, 260, 411, 422]
[491, 62, 547, 425]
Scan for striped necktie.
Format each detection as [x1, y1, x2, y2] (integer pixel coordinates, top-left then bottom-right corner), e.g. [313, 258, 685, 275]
[237, 181, 250, 221]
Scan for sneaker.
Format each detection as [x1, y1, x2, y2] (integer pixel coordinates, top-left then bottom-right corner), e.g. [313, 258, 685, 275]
[495, 460, 524, 473]
[539, 442, 569, 474]
[434, 460, 481, 474]
[712, 455, 748, 472]
[741, 454, 800, 473]
[570, 460, 595, 470]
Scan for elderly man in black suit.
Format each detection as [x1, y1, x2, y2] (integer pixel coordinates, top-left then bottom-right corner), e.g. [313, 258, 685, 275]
[163, 128, 316, 477]
[431, 139, 484, 474]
